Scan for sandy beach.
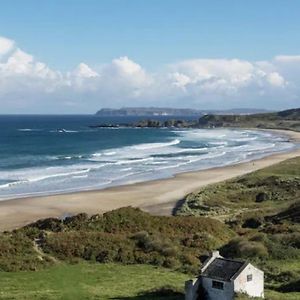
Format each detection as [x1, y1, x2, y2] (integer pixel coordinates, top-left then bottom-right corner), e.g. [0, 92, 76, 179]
[0, 129, 299, 231]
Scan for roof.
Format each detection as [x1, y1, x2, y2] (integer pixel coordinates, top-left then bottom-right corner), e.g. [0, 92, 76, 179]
[201, 257, 248, 282]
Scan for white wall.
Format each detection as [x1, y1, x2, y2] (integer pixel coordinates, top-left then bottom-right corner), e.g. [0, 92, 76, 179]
[185, 263, 264, 300]
[234, 264, 264, 298]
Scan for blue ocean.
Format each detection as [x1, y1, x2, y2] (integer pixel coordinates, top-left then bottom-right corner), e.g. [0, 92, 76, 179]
[0, 115, 295, 200]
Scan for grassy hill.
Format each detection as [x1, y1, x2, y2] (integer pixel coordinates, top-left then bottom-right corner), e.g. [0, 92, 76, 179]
[0, 207, 233, 273]
[177, 156, 300, 299]
[198, 108, 300, 131]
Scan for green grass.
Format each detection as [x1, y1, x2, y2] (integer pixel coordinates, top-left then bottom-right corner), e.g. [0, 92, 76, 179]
[0, 263, 188, 300]
[177, 156, 300, 220]
[265, 290, 300, 300]
[1, 262, 299, 300]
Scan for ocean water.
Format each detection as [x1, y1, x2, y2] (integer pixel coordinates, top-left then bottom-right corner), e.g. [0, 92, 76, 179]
[0, 115, 295, 200]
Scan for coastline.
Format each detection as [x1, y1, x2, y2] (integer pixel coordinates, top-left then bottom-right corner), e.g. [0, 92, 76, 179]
[0, 128, 299, 231]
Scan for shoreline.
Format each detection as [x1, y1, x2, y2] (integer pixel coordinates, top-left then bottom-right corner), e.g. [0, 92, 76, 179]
[0, 128, 299, 231]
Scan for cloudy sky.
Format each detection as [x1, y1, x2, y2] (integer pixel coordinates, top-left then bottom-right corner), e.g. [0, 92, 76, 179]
[0, 0, 300, 113]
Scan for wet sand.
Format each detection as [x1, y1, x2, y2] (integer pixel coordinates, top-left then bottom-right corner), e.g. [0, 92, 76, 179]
[0, 129, 299, 231]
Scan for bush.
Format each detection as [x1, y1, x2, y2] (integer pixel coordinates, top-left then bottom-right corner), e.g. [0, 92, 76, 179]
[163, 257, 180, 269]
[277, 232, 300, 249]
[3, 207, 233, 273]
[255, 192, 270, 203]
[242, 217, 263, 229]
[278, 279, 300, 292]
[238, 241, 268, 258]
[0, 232, 52, 271]
[266, 270, 299, 284]
[264, 236, 300, 260]
[221, 238, 268, 259]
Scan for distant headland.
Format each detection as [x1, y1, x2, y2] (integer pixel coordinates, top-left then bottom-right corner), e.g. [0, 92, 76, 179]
[92, 108, 300, 131]
[95, 107, 270, 117]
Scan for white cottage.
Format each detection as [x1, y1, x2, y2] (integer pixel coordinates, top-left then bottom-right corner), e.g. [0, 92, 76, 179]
[185, 251, 264, 300]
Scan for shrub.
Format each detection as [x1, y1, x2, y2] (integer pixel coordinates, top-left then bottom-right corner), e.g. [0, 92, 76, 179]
[3, 207, 233, 273]
[264, 236, 300, 260]
[221, 238, 268, 259]
[278, 279, 300, 292]
[163, 257, 180, 269]
[256, 192, 270, 203]
[266, 270, 299, 284]
[242, 217, 263, 229]
[0, 232, 52, 271]
[238, 241, 268, 258]
[26, 217, 64, 232]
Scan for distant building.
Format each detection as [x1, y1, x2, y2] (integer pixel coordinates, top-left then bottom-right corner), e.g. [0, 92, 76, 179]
[185, 251, 264, 300]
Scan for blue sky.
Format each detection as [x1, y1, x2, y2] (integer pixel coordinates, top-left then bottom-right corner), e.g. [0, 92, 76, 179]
[1, 0, 299, 70]
[0, 0, 299, 113]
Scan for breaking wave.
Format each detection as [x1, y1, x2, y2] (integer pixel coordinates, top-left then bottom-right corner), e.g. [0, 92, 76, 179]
[0, 127, 295, 200]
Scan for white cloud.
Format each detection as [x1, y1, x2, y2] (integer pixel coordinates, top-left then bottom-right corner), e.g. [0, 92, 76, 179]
[73, 63, 99, 78]
[170, 59, 255, 85]
[0, 35, 299, 113]
[267, 72, 285, 87]
[111, 56, 143, 75]
[103, 56, 150, 87]
[0, 37, 14, 56]
[275, 55, 300, 63]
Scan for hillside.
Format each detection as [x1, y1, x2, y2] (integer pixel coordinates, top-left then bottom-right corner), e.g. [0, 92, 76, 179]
[0, 208, 233, 273]
[1, 157, 300, 299]
[198, 108, 300, 131]
[177, 156, 300, 298]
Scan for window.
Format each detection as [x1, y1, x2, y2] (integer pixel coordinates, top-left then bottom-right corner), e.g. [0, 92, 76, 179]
[212, 280, 224, 290]
[247, 274, 253, 282]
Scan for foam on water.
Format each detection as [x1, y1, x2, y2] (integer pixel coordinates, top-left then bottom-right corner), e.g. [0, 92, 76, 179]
[133, 139, 180, 150]
[0, 124, 296, 200]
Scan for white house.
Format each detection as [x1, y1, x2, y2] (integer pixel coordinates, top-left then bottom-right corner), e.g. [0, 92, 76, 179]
[185, 251, 264, 300]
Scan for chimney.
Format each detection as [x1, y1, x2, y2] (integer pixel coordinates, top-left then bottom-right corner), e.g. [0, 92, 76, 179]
[211, 250, 220, 258]
[201, 250, 222, 273]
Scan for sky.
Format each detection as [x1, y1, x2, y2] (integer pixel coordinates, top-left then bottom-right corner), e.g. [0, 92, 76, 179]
[0, 0, 300, 113]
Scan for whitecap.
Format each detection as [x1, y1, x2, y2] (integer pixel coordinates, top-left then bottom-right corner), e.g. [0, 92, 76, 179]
[18, 128, 41, 132]
[133, 139, 180, 150]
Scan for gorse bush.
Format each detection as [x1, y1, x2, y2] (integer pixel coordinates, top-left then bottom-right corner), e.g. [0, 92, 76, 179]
[0, 207, 232, 272]
[221, 231, 300, 261]
[221, 237, 268, 259]
[0, 232, 51, 272]
[278, 279, 300, 293]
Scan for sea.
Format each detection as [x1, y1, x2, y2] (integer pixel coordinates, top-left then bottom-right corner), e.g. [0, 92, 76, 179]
[0, 115, 296, 200]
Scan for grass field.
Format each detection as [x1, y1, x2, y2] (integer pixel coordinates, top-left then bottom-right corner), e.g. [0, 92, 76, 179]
[0, 263, 188, 300]
[1, 262, 299, 300]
